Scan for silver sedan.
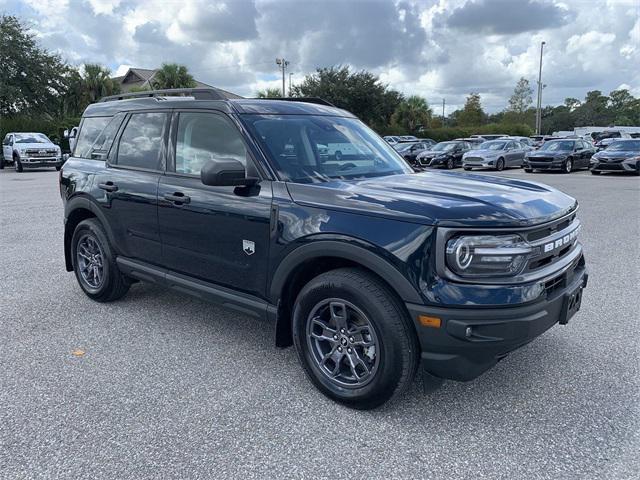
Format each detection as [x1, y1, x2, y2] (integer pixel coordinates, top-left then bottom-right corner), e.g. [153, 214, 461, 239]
[462, 140, 530, 171]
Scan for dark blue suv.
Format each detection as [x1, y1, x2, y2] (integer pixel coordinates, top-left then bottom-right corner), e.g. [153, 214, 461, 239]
[60, 89, 588, 409]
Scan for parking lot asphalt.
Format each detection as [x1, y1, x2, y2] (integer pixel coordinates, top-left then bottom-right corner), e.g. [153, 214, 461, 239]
[0, 166, 638, 479]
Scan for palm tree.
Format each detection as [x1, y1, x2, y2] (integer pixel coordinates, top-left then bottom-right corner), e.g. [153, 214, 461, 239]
[82, 64, 119, 103]
[151, 63, 196, 89]
[391, 95, 432, 133]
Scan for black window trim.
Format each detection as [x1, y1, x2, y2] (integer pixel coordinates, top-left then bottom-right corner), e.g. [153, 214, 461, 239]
[165, 108, 267, 180]
[108, 109, 171, 174]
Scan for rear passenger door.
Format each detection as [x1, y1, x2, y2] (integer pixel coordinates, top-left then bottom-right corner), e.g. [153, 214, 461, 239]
[157, 110, 272, 299]
[93, 111, 169, 265]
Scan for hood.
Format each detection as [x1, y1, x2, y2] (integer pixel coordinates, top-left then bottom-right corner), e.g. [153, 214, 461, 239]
[465, 148, 503, 157]
[528, 150, 569, 158]
[594, 150, 638, 158]
[13, 142, 58, 150]
[286, 171, 577, 228]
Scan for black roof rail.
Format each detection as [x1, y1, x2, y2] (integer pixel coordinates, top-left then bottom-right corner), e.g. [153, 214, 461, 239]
[252, 97, 336, 107]
[100, 88, 242, 102]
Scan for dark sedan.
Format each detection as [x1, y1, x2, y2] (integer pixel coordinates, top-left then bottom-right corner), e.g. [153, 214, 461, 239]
[524, 139, 595, 173]
[590, 139, 640, 176]
[394, 141, 436, 166]
[416, 141, 472, 169]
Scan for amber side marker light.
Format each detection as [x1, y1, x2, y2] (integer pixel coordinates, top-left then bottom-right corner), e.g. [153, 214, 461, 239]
[419, 315, 441, 328]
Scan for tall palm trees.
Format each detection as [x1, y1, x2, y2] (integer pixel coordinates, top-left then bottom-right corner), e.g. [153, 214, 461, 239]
[151, 64, 196, 89]
[82, 64, 120, 103]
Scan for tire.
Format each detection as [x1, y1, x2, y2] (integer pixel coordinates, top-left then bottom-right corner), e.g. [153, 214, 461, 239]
[562, 158, 573, 174]
[292, 268, 419, 410]
[463, 166, 472, 171]
[590, 170, 601, 175]
[524, 168, 533, 173]
[446, 158, 454, 169]
[495, 158, 505, 171]
[334, 150, 342, 161]
[14, 156, 23, 173]
[71, 218, 130, 302]
[0, 159, 4, 170]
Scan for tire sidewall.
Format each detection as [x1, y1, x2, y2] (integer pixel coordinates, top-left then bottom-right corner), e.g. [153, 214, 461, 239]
[71, 219, 115, 299]
[564, 158, 572, 173]
[496, 158, 504, 171]
[292, 272, 410, 406]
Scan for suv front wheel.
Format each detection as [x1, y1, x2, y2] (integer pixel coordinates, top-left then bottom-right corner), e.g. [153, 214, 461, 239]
[292, 268, 419, 409]
[71, 218, 130, 302]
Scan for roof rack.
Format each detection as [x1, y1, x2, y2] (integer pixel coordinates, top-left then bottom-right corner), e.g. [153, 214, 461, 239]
[100, 88, 239, 102]
[253, 97, 336, 107]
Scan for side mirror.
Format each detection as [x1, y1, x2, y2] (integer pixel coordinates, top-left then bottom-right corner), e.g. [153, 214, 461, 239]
[201, 158, 259, 187]
[63, 129, 69, 138]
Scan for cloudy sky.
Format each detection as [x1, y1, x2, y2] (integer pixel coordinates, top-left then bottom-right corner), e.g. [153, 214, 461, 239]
[3, 0, 639, 113]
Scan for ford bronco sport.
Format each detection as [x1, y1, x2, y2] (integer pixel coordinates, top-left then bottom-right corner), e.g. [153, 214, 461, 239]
[60, 88, 588, 409]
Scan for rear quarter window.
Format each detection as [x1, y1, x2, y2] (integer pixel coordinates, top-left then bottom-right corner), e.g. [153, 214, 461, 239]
[74, 117, 112, 159]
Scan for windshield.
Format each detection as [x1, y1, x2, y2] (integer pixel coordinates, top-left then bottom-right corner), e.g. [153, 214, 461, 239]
[479, 141, 507, 150]
[15, 133, 51, 144]
[541, 141, 575, 151]
[432, 142, 456, 152]
[242, 115, 412, 183]
[394, 143, 417, 152]
[606, 140, 640, 151]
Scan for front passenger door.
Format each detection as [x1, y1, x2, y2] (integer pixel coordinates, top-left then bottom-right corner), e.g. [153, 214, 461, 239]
[158, 111, 273, 299]
[2, 135, 13, 161]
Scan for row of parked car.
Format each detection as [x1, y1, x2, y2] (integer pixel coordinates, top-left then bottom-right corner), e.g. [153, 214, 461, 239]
[384, 134, 640, 176]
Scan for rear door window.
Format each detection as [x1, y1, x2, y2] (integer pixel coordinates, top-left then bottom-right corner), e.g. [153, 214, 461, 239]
[116, 112, 168, 170]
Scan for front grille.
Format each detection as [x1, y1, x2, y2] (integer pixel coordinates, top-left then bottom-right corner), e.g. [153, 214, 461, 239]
[523, 213, 581, 274]
[599, 157, 625, 163]
[530, 156, 554, 162]
[544, 254, 584, 297]
[464, 157, 483, 162]
[25, 149, 57, 157]
[598, 163, 624, 170]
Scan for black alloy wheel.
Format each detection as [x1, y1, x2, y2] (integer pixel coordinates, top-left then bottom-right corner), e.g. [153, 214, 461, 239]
[306, 298, 380, 388]
[76, 233, 105, 291]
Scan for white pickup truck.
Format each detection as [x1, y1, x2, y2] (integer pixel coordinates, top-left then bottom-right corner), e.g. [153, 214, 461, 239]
[2, 132, 63, 172]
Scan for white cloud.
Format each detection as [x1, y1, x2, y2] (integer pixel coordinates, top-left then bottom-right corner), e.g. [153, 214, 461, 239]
[3, 0, 639, 111]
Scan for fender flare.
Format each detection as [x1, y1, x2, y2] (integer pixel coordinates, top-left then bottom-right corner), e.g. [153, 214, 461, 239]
[64, 195, 118, 270]
[269, 240, 423, 304]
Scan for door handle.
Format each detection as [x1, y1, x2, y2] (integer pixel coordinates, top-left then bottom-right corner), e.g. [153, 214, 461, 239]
[164, 192, 191, 205]
[98, 181, 118, 192]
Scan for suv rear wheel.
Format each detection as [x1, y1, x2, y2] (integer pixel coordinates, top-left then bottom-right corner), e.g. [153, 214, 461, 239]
[292, 268, 419, 409]
[14, 155, 23, 173]
[71, 218, 130, 302]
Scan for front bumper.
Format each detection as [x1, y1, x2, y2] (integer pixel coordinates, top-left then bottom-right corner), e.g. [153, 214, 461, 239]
[590, 159, 640, 173]
[525, 160, 564, 170]
[463, 158, 496, 168]
[19, 157, 62, 168]
[406, 262, 588, 382]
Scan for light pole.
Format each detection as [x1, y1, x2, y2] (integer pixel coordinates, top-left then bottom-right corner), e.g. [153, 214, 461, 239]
[276, 58, 289, 97]
[289, 72, 294, 97]
[535, 41, 546, 135]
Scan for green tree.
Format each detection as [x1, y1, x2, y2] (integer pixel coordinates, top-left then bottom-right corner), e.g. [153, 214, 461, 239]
[291, 66, 404, 130]
[391, 95, 432, 133]
[609, 89, 640, 125]
[564, 97, 581, 111]
[573, 90, 614, 126]
[256, 87, 282, 98]
[151, 63, 196, 89]
[457, 93, 485, 127]
[0, 15, 70, 117]
[507, 77, 533, 118]
[80, 64, 120, 104]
